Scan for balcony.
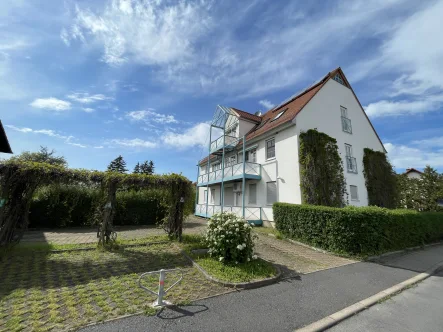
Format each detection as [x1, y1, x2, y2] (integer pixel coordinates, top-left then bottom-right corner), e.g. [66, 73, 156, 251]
[341, 116, 352, 134]
[346, 156, 358, 173]
[210, 135, 238, 154]
[197, 162, 261, 186]
[195, 204, 262, 224]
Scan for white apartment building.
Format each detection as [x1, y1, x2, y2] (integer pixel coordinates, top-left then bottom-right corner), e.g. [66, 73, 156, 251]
[195, 68, 386, 224]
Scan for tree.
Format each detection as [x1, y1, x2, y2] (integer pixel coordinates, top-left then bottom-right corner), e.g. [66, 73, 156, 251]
[421, 165, 441, 211]
[133, 162, 141, 174]
[9, 146, 67, 167]
[107, 155, 128, 174]
[140, 160, 155, 175]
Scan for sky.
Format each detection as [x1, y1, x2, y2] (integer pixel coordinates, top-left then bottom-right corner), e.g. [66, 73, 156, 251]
[1, 0, 443, 180]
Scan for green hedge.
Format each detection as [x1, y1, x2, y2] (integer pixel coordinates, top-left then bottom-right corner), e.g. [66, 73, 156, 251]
[273, 203, 443, 256]
[29, 186, 168, 228]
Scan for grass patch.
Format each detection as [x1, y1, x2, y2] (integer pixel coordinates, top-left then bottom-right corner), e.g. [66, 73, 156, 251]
[193, 255, 277, 283]
[0, 242, 229, 331]
[253, 227, 283, 239]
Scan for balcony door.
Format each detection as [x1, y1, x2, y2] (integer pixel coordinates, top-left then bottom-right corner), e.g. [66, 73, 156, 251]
[223, 186, 234, 206]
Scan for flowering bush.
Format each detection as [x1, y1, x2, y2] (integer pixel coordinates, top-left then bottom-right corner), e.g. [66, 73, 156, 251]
[205, 213, 257, 264]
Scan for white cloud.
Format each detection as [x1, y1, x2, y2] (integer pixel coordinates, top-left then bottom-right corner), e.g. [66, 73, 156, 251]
[127, 110, 178, 124]
[258, 99, 274, 109]
[94, 145, 104, 149]
[110, 138, 157, 149]
[364, 95, 443, 118]
[82, 107, 95, 113]
[412, 136, 443, 148]
[30, 97, 71, 111]
[66, 92, 112, 104]
[5, 125, 88, 148]
[63, 0, 211, 66]
[385, 142, 443, 169]
[162, 122, 209, 149]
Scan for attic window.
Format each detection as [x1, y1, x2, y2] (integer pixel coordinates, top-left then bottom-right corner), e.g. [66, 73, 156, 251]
[255, 119, 269, 130]
[333, 73, 345, 85]
[271, 109, 287, 122]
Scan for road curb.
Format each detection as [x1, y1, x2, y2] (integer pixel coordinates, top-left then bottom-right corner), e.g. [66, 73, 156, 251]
[181, 249, 282, 289]
[295, 260, 443, 332]
[366, 241, 443, 261]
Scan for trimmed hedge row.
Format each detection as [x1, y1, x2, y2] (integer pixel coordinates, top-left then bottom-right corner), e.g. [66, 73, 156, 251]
[29, 186, 168, 228]
[273, 203, 443, 256]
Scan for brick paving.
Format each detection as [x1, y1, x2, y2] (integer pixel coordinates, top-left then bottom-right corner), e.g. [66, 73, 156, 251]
[21, 216, 208, 245]
[254, 233, 356, 278]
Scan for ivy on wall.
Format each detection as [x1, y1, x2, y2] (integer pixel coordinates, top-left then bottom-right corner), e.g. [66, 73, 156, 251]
[362, 148, 398, 209]
[299, 129, 347, 207]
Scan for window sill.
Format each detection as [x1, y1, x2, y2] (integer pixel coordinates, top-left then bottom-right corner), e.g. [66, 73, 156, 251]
[265, 157, 276, 162]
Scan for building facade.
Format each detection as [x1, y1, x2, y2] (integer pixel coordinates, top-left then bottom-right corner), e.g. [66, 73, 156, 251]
[195, 68, 385, 224]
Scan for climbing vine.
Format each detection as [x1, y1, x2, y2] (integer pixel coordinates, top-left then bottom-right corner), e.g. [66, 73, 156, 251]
[299, 129, 347, 207]
[362, 148, 398, 209]
[0, 161, 192, 248]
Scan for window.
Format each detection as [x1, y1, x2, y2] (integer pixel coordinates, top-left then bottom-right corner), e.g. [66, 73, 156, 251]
[266, 138, 275, 159]
[333, 73, 345, 85]
[345, 144, 358, 173]
[210, 188, 216, 204]
[245, 149, 257, 163]
[203, 190, 208, 203]
[267, 181, 277, 205]
[248, 183, 257, 204]
[271, 109, 287, 122]
[212, 162, 221, 171]
[226, 155, 236, 167]
[226, 124, 237, 137]
[341, 106, 352, 134]
[350, 185, 359, 201]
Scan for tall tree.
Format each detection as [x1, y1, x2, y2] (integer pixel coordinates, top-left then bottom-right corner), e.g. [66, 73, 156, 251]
[9, 146, 67, 167]
[133, 162, 141, 174]
[421, 165, 441, 211]
[140, 160, 155, 175]
[107, 155, 128, 174]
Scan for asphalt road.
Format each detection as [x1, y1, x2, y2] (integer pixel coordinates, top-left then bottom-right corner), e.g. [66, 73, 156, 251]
[328, 268, 443, 332]
[79, 245, 443, 332]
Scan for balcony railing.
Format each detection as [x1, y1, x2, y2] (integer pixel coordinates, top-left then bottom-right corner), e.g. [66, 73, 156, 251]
[195, 204, 262, 220]
[341, 116, 352, 134]
[210, 135, 238, 153]
[346, 156, 358, 173]
[198, 162, 261, 185]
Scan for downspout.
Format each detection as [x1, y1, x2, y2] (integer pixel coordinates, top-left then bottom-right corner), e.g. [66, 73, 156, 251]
[276, 159, 279, 203]
[242, 135, 246, 219]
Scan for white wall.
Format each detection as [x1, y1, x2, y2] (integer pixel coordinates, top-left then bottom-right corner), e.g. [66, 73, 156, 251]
[296, 79, 385, 206]
[239, 119, 257, 137]
[406, 172, 422, 179]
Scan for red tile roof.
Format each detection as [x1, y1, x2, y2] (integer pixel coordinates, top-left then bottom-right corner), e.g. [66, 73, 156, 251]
[405, 168, 423, 174]
[231, 108, 262, 123]
[198, 67, 386, 165]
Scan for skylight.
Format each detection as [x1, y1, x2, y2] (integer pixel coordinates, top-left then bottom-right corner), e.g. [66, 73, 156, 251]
[271, 109, 286, 122]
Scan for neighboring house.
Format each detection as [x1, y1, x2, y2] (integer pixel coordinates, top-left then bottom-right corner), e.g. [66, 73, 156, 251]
[0, 121, 12, 154]
[195, 68, 385, 224]
[404, 168, 423, 179]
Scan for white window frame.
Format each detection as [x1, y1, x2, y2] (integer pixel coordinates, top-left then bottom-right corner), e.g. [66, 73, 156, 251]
[248, 183, 257, 205]
[212, 162, 221, 171]
[266, 181, 277, 205]
[203, 190, 208, 203]
[350, 185, 359, 201]
[245, 149, 257, 163]
[341, 106, 352, 134]
[266, 138, 276, 160]
[345, 144, 353, 157]
[341, 106, 348, 118]
[226, 155, 236, 167]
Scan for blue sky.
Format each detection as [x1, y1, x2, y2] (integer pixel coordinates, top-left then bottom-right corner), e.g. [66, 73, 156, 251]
[1, 0, 443, 180]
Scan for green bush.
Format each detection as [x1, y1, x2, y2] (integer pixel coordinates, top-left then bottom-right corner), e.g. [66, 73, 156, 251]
[205, 213, 257, 263]
[29, 185, 167, 228]
[273, 203, 443, 256]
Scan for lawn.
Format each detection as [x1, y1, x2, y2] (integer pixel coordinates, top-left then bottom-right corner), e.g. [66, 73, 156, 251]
[0, 240, 230, 332]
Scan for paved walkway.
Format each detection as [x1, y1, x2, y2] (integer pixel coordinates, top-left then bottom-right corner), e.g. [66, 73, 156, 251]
[79, 244, 443, 332]
[21, 216, 207, 244]
[328, 268, 443, 332]
[255, 234, 356, 277]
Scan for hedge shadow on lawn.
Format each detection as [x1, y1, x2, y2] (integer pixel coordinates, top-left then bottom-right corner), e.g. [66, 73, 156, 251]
[0, 245, 192, 300]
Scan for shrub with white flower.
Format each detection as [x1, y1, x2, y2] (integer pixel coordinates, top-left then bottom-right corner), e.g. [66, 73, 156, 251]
[206, 213, 257, 264]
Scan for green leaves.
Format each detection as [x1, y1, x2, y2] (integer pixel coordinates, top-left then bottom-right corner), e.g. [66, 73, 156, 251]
[274, 202, 443, 256]
[299, 129, 347, 207]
